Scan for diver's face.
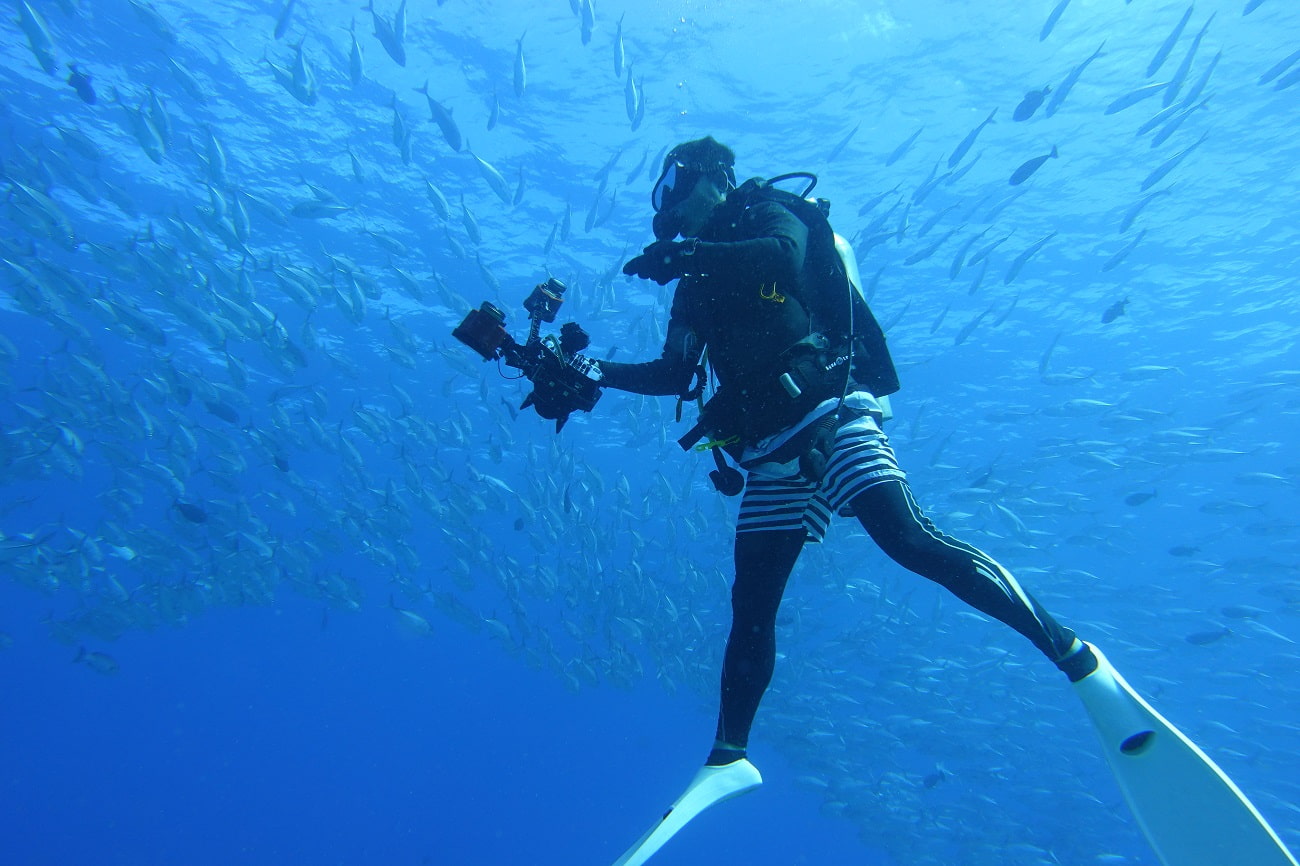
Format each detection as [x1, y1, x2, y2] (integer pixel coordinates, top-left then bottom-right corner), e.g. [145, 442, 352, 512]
[671, 174, 726, 238]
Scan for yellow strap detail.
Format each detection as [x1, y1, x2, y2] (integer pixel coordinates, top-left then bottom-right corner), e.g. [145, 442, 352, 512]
[694, 435, 739, 453]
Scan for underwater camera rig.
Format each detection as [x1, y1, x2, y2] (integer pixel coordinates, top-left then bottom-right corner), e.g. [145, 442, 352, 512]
[453, 278, 603, 431]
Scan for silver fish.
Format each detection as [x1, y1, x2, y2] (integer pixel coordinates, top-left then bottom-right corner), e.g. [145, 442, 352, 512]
[1044, 41, 1104, 118]
[1008, 146, 1058, 185]
[1147, 4, 1194, 78]
[947, 108, 996, 169]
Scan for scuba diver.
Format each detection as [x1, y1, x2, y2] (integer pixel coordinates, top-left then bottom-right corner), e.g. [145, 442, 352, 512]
[601, 135, 1099, 765]
[533, 136, 1298, 866]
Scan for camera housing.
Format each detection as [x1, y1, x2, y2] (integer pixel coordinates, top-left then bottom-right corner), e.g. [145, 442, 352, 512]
[452, 279, 603, 431]
[452, 302, 510, 361]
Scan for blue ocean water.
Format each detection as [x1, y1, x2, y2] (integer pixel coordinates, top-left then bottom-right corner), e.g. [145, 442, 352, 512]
[3, 0, 1299, 864]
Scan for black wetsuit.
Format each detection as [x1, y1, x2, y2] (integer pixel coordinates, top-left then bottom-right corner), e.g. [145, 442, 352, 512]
[604, 195, 1096, 763]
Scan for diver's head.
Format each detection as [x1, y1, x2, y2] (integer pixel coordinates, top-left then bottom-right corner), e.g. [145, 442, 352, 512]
[651, 136, 736, 239]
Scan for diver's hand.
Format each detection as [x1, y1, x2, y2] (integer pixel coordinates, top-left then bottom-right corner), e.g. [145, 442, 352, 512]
[623, 239, 696, 285]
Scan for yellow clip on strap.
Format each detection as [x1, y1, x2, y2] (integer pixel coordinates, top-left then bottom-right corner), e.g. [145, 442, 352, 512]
[694, 435, 739, 453]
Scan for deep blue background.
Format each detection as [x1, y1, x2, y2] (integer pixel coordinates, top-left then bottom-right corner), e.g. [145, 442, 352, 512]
[0, 580, 880, 866]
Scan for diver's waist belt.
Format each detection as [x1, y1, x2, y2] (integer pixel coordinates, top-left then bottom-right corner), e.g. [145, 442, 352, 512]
[679, 334, 849, 457]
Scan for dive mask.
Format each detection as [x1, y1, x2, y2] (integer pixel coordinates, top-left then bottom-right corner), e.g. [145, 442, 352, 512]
[651, 161, 702, 213]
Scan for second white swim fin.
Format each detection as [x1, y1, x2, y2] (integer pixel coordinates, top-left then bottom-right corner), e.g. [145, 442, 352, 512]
[1074, 643, 1298, 866]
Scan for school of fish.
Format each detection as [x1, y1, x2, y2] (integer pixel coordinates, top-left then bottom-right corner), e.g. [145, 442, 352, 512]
[2, 1, 1299, 864]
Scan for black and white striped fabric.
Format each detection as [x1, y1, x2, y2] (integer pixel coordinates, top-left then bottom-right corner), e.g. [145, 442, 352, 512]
[737, 410, 906, 542]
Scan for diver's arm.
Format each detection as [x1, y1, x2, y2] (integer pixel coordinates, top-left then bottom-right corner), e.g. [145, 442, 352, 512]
[599, 314, 702, 397]
[687, 201, 808, 284]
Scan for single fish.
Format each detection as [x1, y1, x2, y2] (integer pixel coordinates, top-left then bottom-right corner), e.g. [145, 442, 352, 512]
[917, 203, 959, 239]
[17, 0, 57, 74]
[512, 165, 526, 206]
[347, 19, 364, 86]
[992, 293, 1019, 327]
[1185, 626, 1230, 646]
[348, 146, 366, 183]
[948, 227, 990, 280]
[292, 197, 350, 218]
[423, 178, 451, 219]
[968, 232, 1012, 267]
[67, 63, 96, 104]
[1105, 82, 1168, 115]
[948, 108, 996, 169]
[1243, 0, 1267, 13]
[1013, 86, 1051, 121]
[613, 13, 626, 78]
[274, 0, 296, 39]
[1163, 12, 1216, 107]
[1221, 605, 1268, 619]
[1148, 5, 1194, 78]
[580, 0, 594, 45]
[1101, 230, 1146, 272]
[466, 142, 513, 204]
[174, 500, 208, 523]
[390, 596, 432, 637]
[624, 68, 639, 122]
[1003, 231, 1056, 285]
[1040, 0, 1072, 41]
[1150, 95, 1210, 149]
[630, 80, 646, 131]
[1038, 330, 1062, 377]
[1140, 131, 1207, 191]
[365, 0, 406, 66]
[826, 123, 860, 163]
[1136, 98, 1188, 136]
[460, 196, 481, 245]
[167, 56, 208, 104]
[856, 186, 900, 217]
[953, 303, 995, 346]
[885, 126, 923, 166]
[514, 31, 527, 97]
[1179, 50, 1220, 107]
[1009, 146, 1058, 185]
[1101, 297, 1128, 323]
[1258, 46, 1300, 86]
[983, 189, 1025, 222]
[1275, 64, 1300, 92]
[390, 96, 410, 151]
[1044, 41, 1105, 118]
[75, 646, 120, 675]
[416, 81, 462, 151]
[1124, 490, 1157, 506]
[904, 227, 961, 266]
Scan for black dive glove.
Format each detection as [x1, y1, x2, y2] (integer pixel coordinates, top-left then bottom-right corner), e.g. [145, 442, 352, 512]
[622, 239, 698, 285]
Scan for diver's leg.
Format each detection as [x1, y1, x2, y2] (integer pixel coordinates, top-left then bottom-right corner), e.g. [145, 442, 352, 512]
[709, 527, 805, 765]
[850, 479, 1096, 680]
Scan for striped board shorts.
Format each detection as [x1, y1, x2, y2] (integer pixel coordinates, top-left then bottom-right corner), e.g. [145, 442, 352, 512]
[736, 399, 906, 543]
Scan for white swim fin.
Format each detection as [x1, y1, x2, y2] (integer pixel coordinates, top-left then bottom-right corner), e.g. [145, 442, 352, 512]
[611, 758, 762, 866]
[1074, 643, 1298, 866]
